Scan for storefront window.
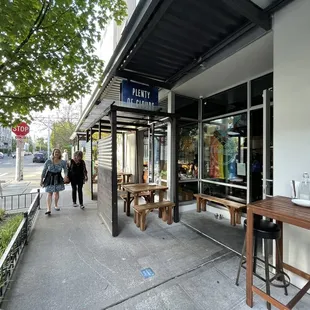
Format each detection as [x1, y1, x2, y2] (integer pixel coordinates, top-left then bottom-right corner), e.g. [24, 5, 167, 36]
[251, 73, 273, 106]
[179, 181, 198, 202]
[176, 95, 198, 119]
[202, 182, 247, 204]
[202, 83, 247, 119]
[178, 120, 198, 181]
[203, 113, 247, 187]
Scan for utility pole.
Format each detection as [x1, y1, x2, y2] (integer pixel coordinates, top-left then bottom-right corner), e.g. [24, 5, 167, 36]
[15, 137, 24, 181]
[47, 114, 51, 158]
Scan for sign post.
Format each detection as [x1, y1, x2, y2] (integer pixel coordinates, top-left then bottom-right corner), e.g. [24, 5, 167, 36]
[12, 122, 30, 181]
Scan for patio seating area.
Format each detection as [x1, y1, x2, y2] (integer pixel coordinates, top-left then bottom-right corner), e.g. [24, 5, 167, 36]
[2, 190, 310, 310]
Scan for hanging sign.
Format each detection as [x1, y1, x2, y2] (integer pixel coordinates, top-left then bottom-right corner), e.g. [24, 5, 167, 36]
[120, 80, 158, 107]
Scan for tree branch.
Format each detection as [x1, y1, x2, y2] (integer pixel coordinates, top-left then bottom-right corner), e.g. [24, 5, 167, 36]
[0, 1, 50, 72]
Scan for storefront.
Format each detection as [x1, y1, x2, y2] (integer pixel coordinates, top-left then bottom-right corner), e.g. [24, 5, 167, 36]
[73, 0, 309, 290]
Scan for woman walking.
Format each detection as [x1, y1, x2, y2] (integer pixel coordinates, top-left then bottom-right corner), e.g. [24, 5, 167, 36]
[68, 151, 88, 209]
[40, 148, 68, 215]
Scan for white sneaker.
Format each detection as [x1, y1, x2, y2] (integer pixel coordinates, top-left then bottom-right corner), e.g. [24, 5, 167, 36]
[80, 204, 85, 209]
[73, 203, 78, 207]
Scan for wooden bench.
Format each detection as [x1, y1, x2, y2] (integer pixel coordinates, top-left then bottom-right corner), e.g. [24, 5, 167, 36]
[119, 192, 151, 212]
[133, 201, 175, 231]
[194, 194, 246, 226]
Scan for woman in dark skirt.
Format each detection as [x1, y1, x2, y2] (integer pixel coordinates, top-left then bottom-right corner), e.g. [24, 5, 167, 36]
[68, 151, 88, 209]
[41, 148, 69, 215]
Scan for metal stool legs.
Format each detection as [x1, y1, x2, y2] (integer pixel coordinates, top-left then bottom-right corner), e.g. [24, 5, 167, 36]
[235, 236, 290, 303]
[264, 239, 271, 310]
[236, 238, 246, 286]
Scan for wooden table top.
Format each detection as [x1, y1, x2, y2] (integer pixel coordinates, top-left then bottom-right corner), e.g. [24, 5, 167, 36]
[248, 196, 310, 230]
[117, 172, 132, 176]
[122, 183, 168, 193]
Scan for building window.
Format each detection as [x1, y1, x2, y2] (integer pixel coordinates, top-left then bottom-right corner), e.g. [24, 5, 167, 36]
[175, 95, 198, 119]
[202, 83, 247, 119]
[203, 113, 247, 187]
[251, 72, 273, 106]
[202, 182, 246, 204]
[178, 120, 198, 181]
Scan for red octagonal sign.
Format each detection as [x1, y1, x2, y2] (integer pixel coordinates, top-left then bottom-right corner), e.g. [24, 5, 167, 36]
[12, 122, 30, 137]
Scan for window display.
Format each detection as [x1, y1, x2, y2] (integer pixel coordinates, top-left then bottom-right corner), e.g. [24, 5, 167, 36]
[203, 113, 247, 187]
[202, 182, 246, 204]
[178, 121, 198, 181]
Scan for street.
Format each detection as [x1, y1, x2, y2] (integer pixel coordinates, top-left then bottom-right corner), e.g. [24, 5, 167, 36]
[0, 154, 43, 195]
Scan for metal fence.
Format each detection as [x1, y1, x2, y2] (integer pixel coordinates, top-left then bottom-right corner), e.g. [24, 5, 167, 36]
[0, 189, 41, 304]
[0, 192, 39, 212]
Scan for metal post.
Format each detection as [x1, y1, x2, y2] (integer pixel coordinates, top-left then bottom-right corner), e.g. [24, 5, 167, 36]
[122, 133, 125, 171]
[37, 188, 41, 209]
[198, 98, 203, 193]
[246, 81, 251, 204]
[110, 109, 118, 237]
[47, 115, 51, 159]
[90, 128, 93, 200]
[151, 123, 155, 182]
[24, 212, 28, 245]
[263, 89, 271, 199]
[15, 138, 24, 181]
[173, 117, 179, 222]
[135, 131, 139, 183]
[77, 134, 80, 151]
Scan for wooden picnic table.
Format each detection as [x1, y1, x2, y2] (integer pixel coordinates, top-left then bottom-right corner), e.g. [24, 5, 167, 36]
[117, 172, 132, 184]
[122, 183, 168, 216]
[246, 196, 310, 309]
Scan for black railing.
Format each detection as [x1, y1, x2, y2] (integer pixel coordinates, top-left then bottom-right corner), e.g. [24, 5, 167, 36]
[0, 192, 40, 211]
[0, 189, 40, 304]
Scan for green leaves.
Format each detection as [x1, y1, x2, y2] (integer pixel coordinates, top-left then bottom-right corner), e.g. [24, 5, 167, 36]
[0, 0, 127, 127]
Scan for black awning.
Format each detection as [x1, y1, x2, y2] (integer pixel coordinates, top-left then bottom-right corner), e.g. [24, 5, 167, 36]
[112, 0, 293, 88]
[114, 0, 264, 87]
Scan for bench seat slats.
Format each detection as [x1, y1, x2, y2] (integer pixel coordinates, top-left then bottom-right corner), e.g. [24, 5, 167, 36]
[194, 194, 246, 226]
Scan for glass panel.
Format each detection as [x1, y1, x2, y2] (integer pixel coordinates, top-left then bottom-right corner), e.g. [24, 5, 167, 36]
[250, 106, 274, 201]
[202, 83, 247, 119]
[251, 73, 273, 106]
[143, 131, 148, 183]
[178, 120, 199, 181]
[178, 181, 198, 202]
[203, 113, 247, 186]
[175, 95, 198, 119]
[154, 125, 167, 183]
[202, 182, 247, 204]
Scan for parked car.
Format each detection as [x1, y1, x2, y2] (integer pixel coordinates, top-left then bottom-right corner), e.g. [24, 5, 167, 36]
[33, 152, 46, 163]
[0, 152, 4, 159]
[12, 152, 16, 158]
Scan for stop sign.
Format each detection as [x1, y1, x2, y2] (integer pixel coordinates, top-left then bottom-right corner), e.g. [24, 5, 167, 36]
[12, 122, 30, 136]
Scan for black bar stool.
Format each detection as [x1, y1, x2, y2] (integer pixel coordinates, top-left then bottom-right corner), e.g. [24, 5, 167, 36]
[236, 218, 290, 310]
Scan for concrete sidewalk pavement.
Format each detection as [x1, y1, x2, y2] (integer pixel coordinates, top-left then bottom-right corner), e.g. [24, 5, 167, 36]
[2, 189, 310, 310]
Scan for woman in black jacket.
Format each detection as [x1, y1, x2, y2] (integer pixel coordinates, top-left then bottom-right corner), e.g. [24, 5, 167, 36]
[68, 151, 88, 209]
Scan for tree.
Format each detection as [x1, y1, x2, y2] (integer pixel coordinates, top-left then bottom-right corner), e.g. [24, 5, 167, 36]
[50, 120, 76, 151]
[0, 0, 127, 127]
[35, 137, 48, 151]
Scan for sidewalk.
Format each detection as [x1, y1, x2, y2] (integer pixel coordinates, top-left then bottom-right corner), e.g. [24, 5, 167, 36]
[2, 190, 310, 310]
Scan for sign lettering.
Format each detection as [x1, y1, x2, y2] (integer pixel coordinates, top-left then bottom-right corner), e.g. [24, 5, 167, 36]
[121, 80, 158, 107]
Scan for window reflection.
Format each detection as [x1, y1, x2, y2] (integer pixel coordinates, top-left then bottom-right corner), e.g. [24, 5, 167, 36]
[178, 121, 198, 181]
[203, 113, 247, 186]
[202, 182, 246, 204]
[202, 83, 247, 119]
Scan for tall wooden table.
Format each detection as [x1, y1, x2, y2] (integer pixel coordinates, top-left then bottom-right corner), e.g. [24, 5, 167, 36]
[122, 183, 168, 216]
[246, 196, 310, 309]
